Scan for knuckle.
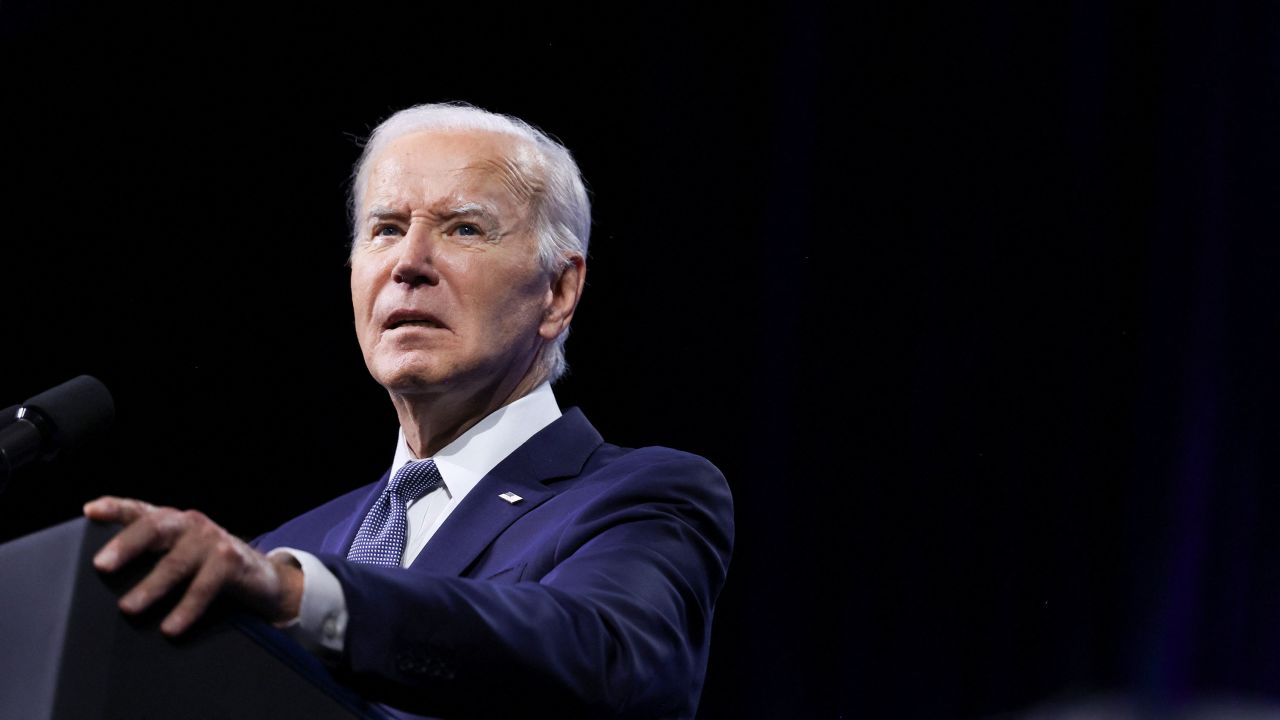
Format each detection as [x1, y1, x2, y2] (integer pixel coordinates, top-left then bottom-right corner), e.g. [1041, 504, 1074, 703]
[180, 509, 210, 526]
[149, 507, 181, 530]
[213, 539, 242, 562]
[125, 499, 156, 518]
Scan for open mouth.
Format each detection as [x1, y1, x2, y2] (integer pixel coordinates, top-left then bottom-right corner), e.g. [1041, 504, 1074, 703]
[385, 310, 446, 331]
[389, 318, 441, 329]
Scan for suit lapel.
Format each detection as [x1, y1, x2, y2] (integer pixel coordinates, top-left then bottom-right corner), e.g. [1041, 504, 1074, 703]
[410, 408, 603, 576]
[321, 470, 389, 556]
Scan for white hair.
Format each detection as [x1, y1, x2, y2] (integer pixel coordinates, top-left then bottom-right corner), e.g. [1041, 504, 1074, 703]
[349, 102, 591, 383]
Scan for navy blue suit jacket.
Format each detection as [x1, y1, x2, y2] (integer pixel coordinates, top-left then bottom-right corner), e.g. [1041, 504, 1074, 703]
[253, 408, 734, 719]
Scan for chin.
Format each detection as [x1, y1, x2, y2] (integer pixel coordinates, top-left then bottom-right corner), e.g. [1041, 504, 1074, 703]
[368, 354, 456, 394]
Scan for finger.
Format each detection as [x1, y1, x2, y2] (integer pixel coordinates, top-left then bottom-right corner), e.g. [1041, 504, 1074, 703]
[159, 544, 234, 636]
[92, 506, 184, 573]
[117, 532, 212, 616]
[83, 496, 156, 524]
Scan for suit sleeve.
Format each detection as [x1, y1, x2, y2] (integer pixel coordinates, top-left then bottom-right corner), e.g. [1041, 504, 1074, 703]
[319, 450, 734, 719]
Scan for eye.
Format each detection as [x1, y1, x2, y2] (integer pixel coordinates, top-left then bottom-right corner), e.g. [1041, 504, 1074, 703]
[451, 223, 482, 237]
[374, 224, 403, 237]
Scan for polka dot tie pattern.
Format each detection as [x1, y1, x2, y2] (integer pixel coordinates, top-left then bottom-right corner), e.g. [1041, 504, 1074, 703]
[346, 458, 443, 566]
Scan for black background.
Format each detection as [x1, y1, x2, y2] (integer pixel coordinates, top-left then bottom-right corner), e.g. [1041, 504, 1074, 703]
[4, 2, 1280, 717]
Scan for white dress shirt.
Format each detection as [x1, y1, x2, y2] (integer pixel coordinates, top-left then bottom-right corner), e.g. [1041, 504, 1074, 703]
[271, 382, 562, 654]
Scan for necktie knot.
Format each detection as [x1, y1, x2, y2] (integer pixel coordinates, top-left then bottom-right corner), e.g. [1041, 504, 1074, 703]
[347, 458, 443, 566]
[386, 458, 443, 504]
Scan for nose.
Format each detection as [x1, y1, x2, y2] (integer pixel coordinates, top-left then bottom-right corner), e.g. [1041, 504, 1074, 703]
[390, 225, 440, 288]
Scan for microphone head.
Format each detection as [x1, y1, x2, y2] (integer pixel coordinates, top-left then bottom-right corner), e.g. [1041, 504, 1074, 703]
[20, 375, 115, 452]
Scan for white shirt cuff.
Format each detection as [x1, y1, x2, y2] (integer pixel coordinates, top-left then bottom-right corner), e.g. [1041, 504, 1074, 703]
[267, 547, 348, 656]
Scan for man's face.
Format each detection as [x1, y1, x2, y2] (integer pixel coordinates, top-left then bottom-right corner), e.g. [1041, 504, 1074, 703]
[350, 130, 555, 400]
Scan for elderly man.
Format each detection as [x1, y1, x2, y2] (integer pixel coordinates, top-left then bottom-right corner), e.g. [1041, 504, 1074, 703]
[83, 103, 734, 719]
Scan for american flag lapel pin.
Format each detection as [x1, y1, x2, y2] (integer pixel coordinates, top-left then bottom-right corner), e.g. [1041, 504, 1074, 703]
[499, 491, 523, 504]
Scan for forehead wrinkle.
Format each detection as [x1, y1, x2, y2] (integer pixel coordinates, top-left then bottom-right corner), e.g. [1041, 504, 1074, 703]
[467, 155, 545, 207]
[363, 139, 540, 227]
[437, 163, 538, 230]
[426, 188, 502, 217]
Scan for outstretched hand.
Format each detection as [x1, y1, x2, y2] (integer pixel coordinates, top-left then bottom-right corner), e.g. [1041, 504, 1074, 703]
[83, 496, 303, 636]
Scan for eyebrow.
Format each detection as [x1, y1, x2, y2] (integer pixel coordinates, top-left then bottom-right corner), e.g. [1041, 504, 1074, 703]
[438, 202, 499, 222]
[364, 202, 500, 224]
[365, 205, 404, 224]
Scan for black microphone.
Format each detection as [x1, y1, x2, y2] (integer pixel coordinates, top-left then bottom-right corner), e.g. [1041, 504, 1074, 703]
[0, 376, 114, 484]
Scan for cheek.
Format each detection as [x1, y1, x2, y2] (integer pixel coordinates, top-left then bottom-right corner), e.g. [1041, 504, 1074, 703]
[456, 256, 542, 307]
[349, 259, 384, 310]
[484, 277, 549, 339]
[349, 268, 382, 338]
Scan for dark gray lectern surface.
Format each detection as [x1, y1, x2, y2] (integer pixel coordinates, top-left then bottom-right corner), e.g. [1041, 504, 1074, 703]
[0, 517, 389, 720]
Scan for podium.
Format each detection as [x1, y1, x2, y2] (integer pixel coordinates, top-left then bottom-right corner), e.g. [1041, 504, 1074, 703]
[0, 517, 390, 719]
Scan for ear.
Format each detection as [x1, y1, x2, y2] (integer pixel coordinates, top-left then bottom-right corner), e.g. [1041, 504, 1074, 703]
[539, 255, 586, 341]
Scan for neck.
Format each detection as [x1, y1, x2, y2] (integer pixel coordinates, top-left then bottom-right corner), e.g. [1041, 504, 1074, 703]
[389, 368, 548, 459]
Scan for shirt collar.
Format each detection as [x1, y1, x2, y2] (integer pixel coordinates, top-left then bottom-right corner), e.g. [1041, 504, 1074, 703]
[390, 382, 562, 497]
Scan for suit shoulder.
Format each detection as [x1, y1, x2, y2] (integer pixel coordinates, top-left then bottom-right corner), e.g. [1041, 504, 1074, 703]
[552, 442, 735, 571]
[588, 443, 725, 479]
[575, 443, 733, 515]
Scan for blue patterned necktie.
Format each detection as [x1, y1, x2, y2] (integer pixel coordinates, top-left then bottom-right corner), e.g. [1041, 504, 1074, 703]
[347, 458, 443, 566]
